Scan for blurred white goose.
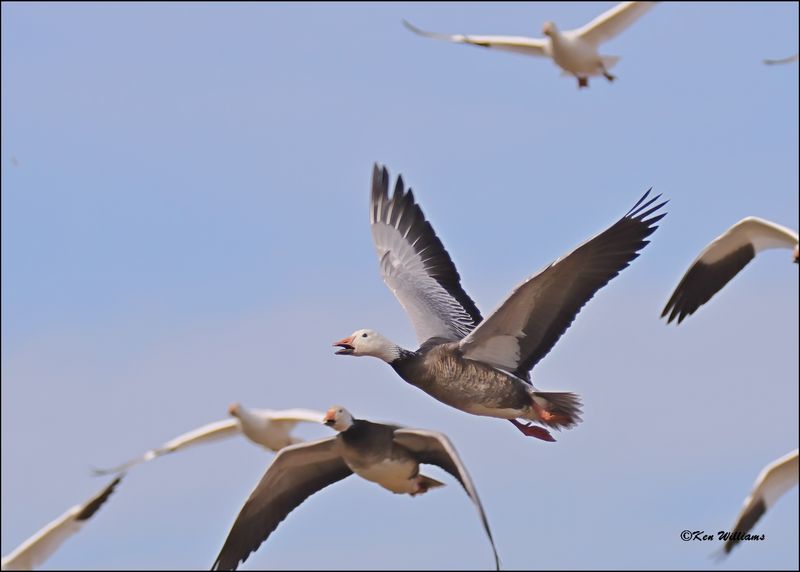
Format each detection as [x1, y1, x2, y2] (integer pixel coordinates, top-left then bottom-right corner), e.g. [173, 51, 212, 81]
[403, 1, 657, 88]
[94, 405, 325, 475]
[764, 53, 798, 65]
[334, 164, 666, 442]
[1, 477, 122, 571]
[722, 449, 798, 555]
[212, 406, 499, 571]
[662, 217, 798, 324]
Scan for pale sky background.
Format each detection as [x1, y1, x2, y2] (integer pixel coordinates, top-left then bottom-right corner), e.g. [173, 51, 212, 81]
[2, 2, 798, 570]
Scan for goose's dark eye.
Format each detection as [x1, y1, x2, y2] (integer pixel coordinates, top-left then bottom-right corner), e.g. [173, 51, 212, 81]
[362, 333, 368, 338]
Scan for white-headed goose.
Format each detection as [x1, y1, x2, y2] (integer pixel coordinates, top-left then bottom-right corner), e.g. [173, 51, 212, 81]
[662, 217, 798, 324]
[403, 1, 657, 88]
[94, 405, 324, 475]
[334, 164, 666, 442]
[211, 406, 499, 571]
[722, 449, 798, 555]
[1, 476, 122, 571]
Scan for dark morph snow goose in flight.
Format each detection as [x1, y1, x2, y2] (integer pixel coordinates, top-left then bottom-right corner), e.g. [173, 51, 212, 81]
[211, 406, 499, 571]
[661, 217, 798, 325]
[722, 449, 798, 555]
[94, 405, 325, 475]
[403, 1, 657, 88]
[334, 164, 666, 442]
[1, 477, 122, 571]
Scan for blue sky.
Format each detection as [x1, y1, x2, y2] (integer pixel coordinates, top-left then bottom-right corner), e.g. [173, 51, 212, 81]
[1, 2, 798, 570]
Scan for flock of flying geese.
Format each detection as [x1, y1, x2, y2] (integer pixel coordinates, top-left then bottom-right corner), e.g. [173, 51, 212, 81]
[2, 1, 798, 570]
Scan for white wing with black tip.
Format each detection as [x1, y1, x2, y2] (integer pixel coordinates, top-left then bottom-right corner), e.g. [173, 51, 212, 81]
[93, 418, 241, 475]
[723, 449, 799, 555]
[392, 429, 500, 571]
[460, 190, 666, 379]
[211, 438, 352, 571]
[1, 476, 123, 571]
[403, 20, 547, 58]
[662, 217, 798, 324]
[371, 164, 482, 344]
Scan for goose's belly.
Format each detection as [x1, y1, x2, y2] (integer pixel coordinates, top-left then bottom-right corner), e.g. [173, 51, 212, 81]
[349, 457, 419, 494]
[551, 39, 601, 75]
[405, 353, 533, 419]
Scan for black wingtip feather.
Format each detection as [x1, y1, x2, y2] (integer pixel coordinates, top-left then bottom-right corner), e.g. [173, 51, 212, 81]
[75, 475, 124, 521]
[625, 187, 653, 216]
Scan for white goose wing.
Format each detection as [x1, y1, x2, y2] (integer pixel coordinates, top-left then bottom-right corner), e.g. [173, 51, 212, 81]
[93, 418, 240, 475]
[370, 164, 482, 344]
[460, 190, 666, 379]
[570, 1, 657, 46]
[211, 438, 352, 571]
[662, 217, 798, 324]
[764, 53, 799, 65]
[1, 477, 122, 571]
[723, 450, 799, 554]
[256, 409, 326, 438]
[260, 409, 325, 425]
[393, 429, 500, 570]
[403, 20, 547, 57]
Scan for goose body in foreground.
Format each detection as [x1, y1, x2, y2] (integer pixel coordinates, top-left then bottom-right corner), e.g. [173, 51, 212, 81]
[211, 406, 499, 571]
[403, 1, 657, 88]
[1, 477, 122, 571]
[334, 164, 666, 442]
[661, 217, 798, 324]
[722, 449, 798, 555]
[94, 405, 325, 475]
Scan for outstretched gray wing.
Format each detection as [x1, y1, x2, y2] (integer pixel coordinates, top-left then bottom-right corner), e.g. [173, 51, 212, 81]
[371, 164, 482, 344]
[211, 438, 352, 571]
[393, 428, 500, 570]
[460, 190, 666, 379]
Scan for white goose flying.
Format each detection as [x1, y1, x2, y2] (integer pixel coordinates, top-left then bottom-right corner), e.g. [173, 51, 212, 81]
[94, 405, 325, 475]
[722, 449, 799, 555]
[1, 477, 122, 571]
[334, 164, 666, 442]
[662, 217, 799, 324]
[403, 1, 657, 88]
[212, 406, 499, 571]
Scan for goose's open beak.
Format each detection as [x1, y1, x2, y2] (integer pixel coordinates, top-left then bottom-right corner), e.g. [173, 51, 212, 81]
[333, 336, 355, 355]
[323, 410, 336, 425]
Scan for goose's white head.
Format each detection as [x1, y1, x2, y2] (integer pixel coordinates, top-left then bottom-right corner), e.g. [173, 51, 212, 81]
[323, 405, 354, 432]
[333, 329, 400, 362]
[542, 21, 558, 37]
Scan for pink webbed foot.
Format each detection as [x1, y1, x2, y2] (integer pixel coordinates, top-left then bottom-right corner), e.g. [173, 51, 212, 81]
[509, 419, 556, 442]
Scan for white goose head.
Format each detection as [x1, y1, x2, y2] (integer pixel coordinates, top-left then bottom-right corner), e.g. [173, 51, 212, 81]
[332, 329, 400, 363]
[323, 405, 354, 432]
[542, 21, 558, 37]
